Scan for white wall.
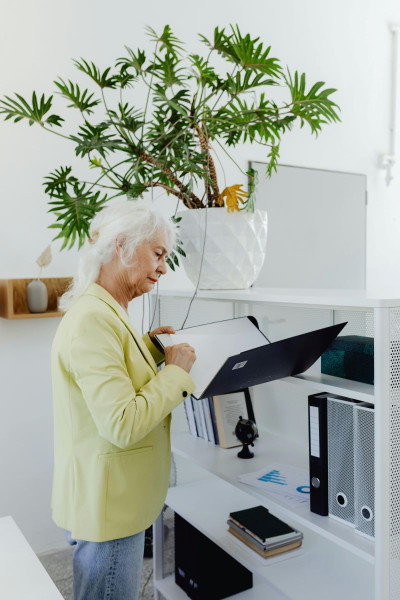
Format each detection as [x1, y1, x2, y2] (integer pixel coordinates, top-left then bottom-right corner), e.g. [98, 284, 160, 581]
[1, 0, 399, 552]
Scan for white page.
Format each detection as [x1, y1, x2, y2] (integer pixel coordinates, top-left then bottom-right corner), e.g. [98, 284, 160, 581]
[156, 317, 269, 397]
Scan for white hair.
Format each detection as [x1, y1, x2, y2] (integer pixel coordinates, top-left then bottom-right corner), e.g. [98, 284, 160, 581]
[59, 199, 176, 312]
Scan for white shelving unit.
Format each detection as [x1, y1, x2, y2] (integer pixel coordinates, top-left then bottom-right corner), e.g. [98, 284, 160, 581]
[152, 287, 400, 600]
[170, 428, 374, 563]
[161, 477, 373, 600]
[282, 373, 374, 403]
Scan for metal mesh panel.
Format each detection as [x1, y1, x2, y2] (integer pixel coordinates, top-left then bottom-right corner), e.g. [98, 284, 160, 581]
[163, 506, 175, 579]
[248, 305, 329, 338]
[334, 310, 374, 337]
[246, 305, 331, 378]
[328, 397, 355, 525]
[390, 308, 400, 599]
[354, 404, 375, 538]
[158, 297, 233, 330]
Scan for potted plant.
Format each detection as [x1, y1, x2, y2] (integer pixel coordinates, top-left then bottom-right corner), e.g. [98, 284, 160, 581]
[0, 25, 340, 289]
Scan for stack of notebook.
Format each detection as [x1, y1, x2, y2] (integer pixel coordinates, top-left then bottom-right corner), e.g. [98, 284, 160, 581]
[227, 505, 303, 558]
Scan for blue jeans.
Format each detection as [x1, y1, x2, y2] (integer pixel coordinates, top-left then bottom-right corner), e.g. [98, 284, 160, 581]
[65, 530, 145, 600]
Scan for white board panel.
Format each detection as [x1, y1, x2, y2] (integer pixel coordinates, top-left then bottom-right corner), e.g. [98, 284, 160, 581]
[251, 163, 367, 289]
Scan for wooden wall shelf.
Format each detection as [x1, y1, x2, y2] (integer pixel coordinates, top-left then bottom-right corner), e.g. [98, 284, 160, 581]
[0, 278, 72, 319]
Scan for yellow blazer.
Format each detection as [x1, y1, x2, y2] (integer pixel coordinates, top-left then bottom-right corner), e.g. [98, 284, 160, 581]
[51, 283, 195, 542]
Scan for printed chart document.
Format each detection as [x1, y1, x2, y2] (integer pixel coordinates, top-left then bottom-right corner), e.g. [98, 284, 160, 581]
[238, 464, 310, 509]
[155, 317, 269, 399]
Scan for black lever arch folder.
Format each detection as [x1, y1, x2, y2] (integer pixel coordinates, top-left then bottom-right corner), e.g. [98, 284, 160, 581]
[156, 317, 347, 400]
[308, 392, 329, 516]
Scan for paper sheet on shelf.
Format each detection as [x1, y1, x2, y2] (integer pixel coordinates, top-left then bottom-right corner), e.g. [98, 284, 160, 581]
[238, 463, 310, 509]
[262, 489, 309, 510]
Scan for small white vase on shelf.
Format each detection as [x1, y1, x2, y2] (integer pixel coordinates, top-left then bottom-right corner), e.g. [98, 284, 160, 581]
[27, 279, 48, 313]
[177, 207, 268, 290]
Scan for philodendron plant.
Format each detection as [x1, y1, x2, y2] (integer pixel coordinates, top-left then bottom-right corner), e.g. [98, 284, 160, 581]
[0, 25, 340, 270]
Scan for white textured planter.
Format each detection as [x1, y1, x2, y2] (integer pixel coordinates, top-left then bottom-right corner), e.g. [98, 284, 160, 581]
[177, 207, 268, 289]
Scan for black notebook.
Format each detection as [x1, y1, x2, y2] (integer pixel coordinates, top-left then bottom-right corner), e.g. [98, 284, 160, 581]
[229, 505, 298, 544]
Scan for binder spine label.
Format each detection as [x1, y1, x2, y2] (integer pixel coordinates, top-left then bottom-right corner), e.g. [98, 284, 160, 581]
[309, 406, 320, 458]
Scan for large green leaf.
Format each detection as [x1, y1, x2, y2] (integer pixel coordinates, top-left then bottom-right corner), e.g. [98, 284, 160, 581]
[116, 47, 146, 87]
[0, 92, 63, 126]
[222, 70, 278, 95]
[229, 25, 282, 75]
[116, 47, 147, 76]
[70, 121, 126, 157]
[285, 69, 341, 134]
[107, 103, 145, 135]
[43, 166, 78, 196]
[153, 85, 191, 117]
[73, 58, 118, 89]
[47, 182, 109, 249]
[150, 52, 187, 87]
[54, 78, 101, 114]
[188, 54, 222, 89]
[199, 27, 237, 63]
[145, 25, 184, 57]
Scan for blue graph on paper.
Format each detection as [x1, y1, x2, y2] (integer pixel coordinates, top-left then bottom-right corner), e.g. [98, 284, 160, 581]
[258, 469, 287, 486]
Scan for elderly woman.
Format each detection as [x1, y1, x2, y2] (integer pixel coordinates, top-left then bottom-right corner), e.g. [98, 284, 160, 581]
[51, 200, 196, 600]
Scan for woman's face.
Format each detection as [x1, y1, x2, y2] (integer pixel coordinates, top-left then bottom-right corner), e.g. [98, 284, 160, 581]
[122, 232, 170, 298]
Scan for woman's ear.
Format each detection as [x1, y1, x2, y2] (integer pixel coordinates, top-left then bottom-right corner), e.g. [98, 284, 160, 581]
[114, 236, 125, 256]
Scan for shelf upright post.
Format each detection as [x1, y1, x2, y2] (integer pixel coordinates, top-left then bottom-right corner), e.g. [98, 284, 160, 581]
[152, 511, 164, 600]
[374, 307, 391, 600]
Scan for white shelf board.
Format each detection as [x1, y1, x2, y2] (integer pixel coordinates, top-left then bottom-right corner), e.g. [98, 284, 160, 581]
[165, 478, 373, 600]
[171, 430, 374, 564]
[157, 286, 400, 309]
[282, 373, 374, 403]
[154, 573, 286, 600]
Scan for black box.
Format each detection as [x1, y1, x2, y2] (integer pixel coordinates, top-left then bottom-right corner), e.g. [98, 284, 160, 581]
[174, 512, 253, 600]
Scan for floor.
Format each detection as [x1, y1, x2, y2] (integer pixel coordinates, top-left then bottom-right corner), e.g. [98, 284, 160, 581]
[38, 510, 175, 600]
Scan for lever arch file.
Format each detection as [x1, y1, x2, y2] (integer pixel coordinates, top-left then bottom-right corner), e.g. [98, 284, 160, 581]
[156, 317, 347, 400]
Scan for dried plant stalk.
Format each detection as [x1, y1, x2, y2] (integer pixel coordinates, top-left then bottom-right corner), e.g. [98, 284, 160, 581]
[36, 245, 52, 268]
[36, 244, 52, 278]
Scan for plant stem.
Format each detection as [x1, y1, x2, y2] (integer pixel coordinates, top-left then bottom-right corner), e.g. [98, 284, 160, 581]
[144, 181, 197, 206]
[214, 137, 248, 176]
[138, 149, 203, 208]
[140, 41, 159, 145]
[42, 126, 74, 141]
[101, 89, 131, 145]
[85, 158, 132, 193]
[80, 180, 119, 190]
[209, 140, 227, 189]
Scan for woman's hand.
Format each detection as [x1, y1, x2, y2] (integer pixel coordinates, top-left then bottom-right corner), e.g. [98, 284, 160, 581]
[149, 326, 196, 373]
[164, 343, 196, 374]
[149, 325, 175, 340]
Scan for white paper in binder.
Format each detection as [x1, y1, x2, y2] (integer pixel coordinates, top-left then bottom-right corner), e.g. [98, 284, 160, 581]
[156, 317, 269, 398]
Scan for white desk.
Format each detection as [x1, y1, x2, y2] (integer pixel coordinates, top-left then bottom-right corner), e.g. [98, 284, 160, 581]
[0, 516, 63, 600]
